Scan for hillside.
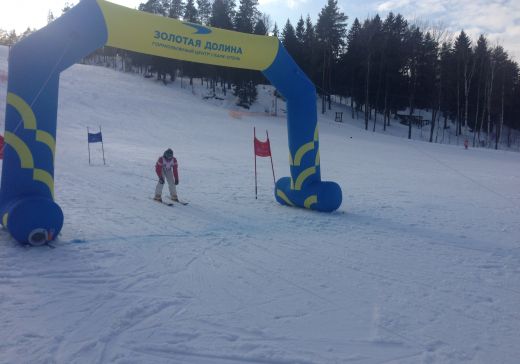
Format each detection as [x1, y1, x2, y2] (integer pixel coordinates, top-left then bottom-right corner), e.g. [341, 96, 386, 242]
[1, 45, 520, 364]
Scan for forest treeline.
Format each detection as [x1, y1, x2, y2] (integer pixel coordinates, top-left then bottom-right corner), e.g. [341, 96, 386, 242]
[1, 0, 519, 148]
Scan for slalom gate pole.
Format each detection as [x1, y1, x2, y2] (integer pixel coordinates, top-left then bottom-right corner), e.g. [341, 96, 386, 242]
[87, 127, 91, 165]
[254, 127, 258, 199]
[100, 125, 106, 165]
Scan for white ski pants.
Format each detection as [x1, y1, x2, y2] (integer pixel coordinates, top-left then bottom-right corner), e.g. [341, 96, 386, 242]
[155, 168, 178, 199]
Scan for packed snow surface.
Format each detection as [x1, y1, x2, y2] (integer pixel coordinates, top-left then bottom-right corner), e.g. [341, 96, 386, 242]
[1, 45, 519, 363]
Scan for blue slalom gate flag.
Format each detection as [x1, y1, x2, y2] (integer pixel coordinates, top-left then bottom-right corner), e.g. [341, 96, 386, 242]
[88, 132, 103, 143]
[87, 127, 106, 165]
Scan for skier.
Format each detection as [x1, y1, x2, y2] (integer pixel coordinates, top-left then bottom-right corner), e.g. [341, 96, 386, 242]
[154, 148, 180, 202]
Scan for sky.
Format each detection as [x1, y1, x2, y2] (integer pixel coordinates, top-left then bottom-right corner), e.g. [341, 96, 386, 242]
[0, 0, 518, 59]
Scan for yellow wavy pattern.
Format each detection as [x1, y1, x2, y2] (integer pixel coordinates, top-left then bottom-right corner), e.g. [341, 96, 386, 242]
[8, 92, 56, 158]
[33, 169, 55, 199]
[4, 132, 34, 168]
[295, 166, 316, 191]
[7, 93, 36, 130]
[304, 195, 317, 209]
[276, 189, 294, 206]
[36, 130, 56, 161]
[284, 123, 321, 207]
[293, 141, 314, 167]
[5, 93, 55, 198]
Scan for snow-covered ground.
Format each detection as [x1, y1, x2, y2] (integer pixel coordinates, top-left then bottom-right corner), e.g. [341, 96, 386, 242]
[1, 45, 520, 363]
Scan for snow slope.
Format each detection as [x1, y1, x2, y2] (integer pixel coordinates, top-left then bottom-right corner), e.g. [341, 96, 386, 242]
[1, 45, 520, 364]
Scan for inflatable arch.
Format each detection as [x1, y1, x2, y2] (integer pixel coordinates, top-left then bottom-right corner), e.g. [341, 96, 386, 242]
[0, 0, 342, 245]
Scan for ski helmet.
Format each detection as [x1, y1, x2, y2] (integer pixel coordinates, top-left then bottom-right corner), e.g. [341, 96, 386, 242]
[164, 148, 174, 159]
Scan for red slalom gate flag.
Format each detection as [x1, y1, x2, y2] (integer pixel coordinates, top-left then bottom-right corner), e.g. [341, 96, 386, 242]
[254, 127, 276, 199]
[254, 136, 271, 157]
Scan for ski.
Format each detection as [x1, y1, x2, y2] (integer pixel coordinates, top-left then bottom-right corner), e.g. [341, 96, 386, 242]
[169, 198, 189, 205]
[151, 198, 174, 206]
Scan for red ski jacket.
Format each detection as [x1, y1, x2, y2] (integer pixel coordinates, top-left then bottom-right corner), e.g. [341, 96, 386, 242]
[155, 156, 179, 183]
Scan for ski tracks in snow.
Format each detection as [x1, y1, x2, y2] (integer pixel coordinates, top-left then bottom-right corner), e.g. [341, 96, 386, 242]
[2, 48, 520, 363]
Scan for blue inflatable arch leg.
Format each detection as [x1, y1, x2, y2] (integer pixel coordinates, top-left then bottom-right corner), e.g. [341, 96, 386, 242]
[0, 0, 341, 245]
[0, 0, 108, 244]
[263, 45, 342, 212]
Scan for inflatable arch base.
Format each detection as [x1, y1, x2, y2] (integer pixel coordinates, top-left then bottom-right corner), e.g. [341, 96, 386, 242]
[2, 197, 63, 246]
[275, 178, 342, 212]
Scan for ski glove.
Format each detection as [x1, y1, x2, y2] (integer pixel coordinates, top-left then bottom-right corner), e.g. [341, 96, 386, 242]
[159, 177, 165, 184]
[175, 180, 178, 185]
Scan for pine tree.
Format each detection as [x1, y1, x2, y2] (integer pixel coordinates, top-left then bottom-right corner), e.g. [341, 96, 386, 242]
[259, 14, 272, 34]
[20, 28, 34, 41]
[316, 0, 348, 57]
[272, 22, 279, 38]
[342, 18, 362, 118]
[303, 15, 316, 46]
[169, 0, 185, 18]
[235, 0, 258, 33]
[302, 15, 318, 84]
[295, 16, 305, 45]
[138, 0, 166, 15]
[438, 41, 455, 134]
[472, 34, 489, 145]
[384, 13, 409, 120]
[0, 30, 7, 45]
[454, 30, 473, 136]
[501, 59, 520, 147]
[487, 45, 508, 148]
[316, 0, 348, 112]
[210, 0, 234, 29]
[62, 2, 74, 14]
[370, 14, 391, 131]
[292, 16, 305, 69]
[404, 25, 422, 137]
[184, 0, 198, 22]
[253, 17, 269, 85]
[360, 16, 382, 128]
[379, 13, 396, 127]
[47, 10, 55, 24]
[224, 0, 237, 25]
[253, 18, 268, 35]
[232, 0, 259, 107]
[6, 30, 18, 46]
[196, 0, 212, 25]
[422, 32, 440, 141]
[281, 20, 298, 58]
